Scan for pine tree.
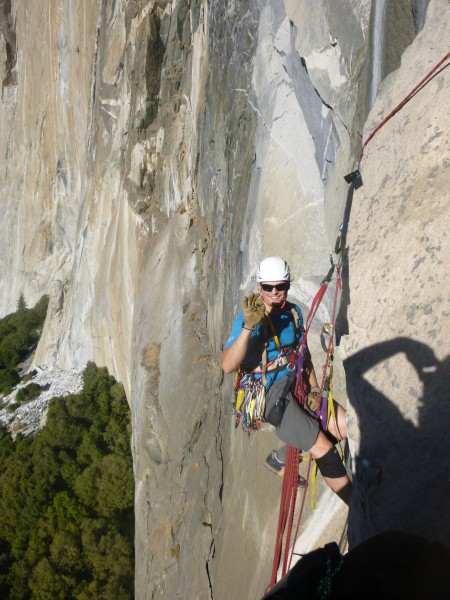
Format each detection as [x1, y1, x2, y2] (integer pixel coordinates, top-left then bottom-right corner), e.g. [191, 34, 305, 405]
[17, 293, 27, 312]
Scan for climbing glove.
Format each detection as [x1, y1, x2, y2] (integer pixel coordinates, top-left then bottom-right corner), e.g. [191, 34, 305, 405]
[242, 292, 265, 330]
[307, 387, 321, 412]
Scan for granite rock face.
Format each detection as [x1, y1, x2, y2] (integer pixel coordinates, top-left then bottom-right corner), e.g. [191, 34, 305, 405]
[341, 0, 450, 549]
[0, 0, 447, 598]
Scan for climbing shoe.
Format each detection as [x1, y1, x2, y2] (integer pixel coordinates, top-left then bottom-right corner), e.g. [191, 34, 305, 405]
[264, 450, 306, 488]
[264, 449, 286, 474]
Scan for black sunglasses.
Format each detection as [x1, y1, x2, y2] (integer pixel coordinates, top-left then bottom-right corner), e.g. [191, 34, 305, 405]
[260, 282, 289, 292]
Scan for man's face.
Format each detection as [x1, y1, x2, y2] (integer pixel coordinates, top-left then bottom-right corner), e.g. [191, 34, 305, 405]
[258, 281, 289, 310]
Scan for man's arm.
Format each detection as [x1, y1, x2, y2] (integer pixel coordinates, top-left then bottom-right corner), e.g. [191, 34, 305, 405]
[222, 293, 265, 374]
[307, 364, 319, 389]
[303, 352, 321, 412]
[221, 327, 253, 374]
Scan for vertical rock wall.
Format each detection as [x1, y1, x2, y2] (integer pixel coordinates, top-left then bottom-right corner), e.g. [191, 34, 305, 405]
[0, 0, 98, 316]
[0, 0, 147, 395]
[342, 0, 450, 548]
[1, 0, 446, 598]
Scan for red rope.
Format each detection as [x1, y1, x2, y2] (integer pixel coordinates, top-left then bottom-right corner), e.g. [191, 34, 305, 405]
[266, 276, 338, 592]
[281, 447, 300, 574]
[359, 50, 450, 167]
[305, 282, 329, 336]
[266, 270, 343, 592]
[267, 447, 298, 589]
[287, 457, 313, 572]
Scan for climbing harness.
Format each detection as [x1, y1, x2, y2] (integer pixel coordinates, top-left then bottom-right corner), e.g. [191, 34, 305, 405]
[232, 303, 302, 434]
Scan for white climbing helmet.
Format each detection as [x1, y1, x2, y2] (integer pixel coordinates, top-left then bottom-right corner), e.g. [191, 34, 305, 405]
[257, 256, 291, 282]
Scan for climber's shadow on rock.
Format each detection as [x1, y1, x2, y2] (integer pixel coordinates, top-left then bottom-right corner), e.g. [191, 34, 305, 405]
[343, 337, 450, 548]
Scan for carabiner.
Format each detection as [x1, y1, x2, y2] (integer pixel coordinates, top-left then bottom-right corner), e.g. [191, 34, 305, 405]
[287, 350, 296, 371]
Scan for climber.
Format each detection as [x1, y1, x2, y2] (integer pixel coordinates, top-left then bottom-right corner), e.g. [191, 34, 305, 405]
[221, 257, 352, 504]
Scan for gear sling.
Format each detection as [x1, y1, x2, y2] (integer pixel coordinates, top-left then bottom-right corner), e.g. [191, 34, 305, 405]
[232, 302, 303, 432]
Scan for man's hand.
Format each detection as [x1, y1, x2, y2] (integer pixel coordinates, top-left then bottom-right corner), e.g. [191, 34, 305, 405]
[242, 292, 265, 330]
[307, 387, 321, 412]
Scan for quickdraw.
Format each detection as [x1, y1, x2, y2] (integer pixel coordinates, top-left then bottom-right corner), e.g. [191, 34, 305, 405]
[318, 322, 335, 430]
[232, 374, 266, 433]
[317, 306, 345, 454]
[320, 322, 334, 353]
[232, 345, 298, 433]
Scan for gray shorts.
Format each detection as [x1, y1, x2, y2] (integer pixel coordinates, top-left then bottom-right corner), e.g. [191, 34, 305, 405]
[265, 375, 319, 451]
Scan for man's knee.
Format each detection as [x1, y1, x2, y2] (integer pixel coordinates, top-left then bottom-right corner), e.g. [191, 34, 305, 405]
[315, 446, 347, 478]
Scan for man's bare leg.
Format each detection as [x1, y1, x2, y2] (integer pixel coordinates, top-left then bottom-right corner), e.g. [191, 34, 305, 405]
[327, 402, 347, 441]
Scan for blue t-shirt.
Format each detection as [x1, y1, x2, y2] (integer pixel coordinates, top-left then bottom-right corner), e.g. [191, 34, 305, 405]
[225, 302, 304, 386]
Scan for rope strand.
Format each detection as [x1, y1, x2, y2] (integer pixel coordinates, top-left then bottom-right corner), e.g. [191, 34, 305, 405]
[359, 51, 450, 166]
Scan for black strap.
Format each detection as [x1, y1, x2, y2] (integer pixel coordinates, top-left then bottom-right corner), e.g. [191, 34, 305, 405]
[280, 369, 296, 397]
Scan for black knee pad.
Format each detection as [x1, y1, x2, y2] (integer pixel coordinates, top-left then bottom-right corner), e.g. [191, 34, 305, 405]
[315, 446, 347, 479]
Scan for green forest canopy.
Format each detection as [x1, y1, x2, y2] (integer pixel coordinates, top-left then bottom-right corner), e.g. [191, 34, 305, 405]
[0, 294, 49, 395]
[0, 362, 134, 599]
